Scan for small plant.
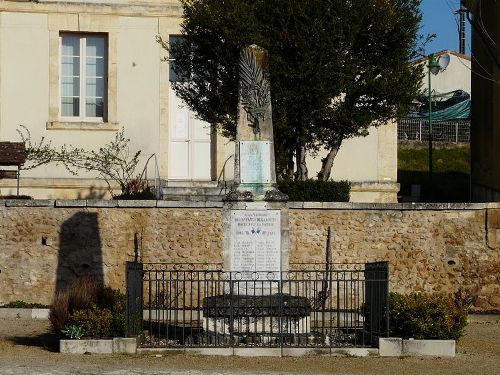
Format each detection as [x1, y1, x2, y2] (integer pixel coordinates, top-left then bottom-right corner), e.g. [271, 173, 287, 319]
[50, 291, 70, 333]
[389, 292, 469, 341]
[70, 305, 114, 338]
[49, 276, 126, 338]
[4, 300, 30, 308]
[17, 125, 147, 198]
[62, 324, 84, 339]
[3, 300, 46, 308]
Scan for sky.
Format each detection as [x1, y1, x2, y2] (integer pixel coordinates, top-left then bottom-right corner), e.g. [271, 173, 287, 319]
[419, 0, 471, 55]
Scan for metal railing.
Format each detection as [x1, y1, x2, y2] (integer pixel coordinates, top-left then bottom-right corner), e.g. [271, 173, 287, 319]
[139, 153, 163, 199]
[398, 119, 470, 143]
[126, 262, 389, 349]
[217, 154, 234, 195]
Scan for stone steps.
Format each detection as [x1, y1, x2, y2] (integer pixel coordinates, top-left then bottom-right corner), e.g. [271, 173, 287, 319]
[161, 181, 230, 201]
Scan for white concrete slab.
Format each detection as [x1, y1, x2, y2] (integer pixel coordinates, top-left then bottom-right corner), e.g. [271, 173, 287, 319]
[404, 339, 455, 357]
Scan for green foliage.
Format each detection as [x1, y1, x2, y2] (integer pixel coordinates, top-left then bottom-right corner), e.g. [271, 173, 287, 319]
[398, 144, 470, 202]
[49, 276, 126, 338]
[277, 179, 350, 202]
[67, 289, 125, 339]
[68, 289, 126, 339]
[389, 292, 469, 340]
[3, 300, 46, 308]
[160, 0, 423, 179]
[70, 305, 114, 338]
[61, 324, 84, 340]
[0, 195, 33, 200]
[17, 125, 145, 198]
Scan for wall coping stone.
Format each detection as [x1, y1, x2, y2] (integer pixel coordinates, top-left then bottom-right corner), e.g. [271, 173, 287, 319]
[4, 199, 55, 207]
[0, 200, 498, 210]
[86, 200, 118, 207]
[205, 201, 224, 208]
[157, 200, 206, 208]
[55, 200, 87, 207]
[116, 200, 157, 208]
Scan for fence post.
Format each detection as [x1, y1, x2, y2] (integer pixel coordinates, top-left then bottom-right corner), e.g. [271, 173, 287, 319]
[364, 262, 389, 342]
[126, 261, 144, 337]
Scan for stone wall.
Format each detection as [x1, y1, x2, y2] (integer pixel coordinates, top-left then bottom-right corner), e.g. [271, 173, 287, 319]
[0, 200, 498, 312]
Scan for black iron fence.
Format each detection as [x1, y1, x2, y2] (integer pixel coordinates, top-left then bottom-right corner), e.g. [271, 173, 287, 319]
[126, 262, 389, 348]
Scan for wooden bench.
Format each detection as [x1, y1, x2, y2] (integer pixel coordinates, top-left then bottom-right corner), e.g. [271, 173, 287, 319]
[0, 142, 26, 196]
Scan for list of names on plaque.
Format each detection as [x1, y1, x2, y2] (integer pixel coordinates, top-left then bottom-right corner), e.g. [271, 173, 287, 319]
[230, 210, 281, 273]
[239, 141, 271, 184]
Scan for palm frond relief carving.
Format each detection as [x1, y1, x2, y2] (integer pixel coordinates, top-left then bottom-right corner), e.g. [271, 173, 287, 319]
[239, 46, 271, 134]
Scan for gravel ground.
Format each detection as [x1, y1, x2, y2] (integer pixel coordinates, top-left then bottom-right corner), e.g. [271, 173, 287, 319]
[0, 317, 499, 375]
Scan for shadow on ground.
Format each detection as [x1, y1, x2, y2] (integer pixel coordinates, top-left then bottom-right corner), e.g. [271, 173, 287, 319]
[9, 331, 59, 352]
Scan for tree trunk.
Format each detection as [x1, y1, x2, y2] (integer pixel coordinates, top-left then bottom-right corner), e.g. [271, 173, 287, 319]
[317, 138, 343, 181]
[294, 144, 308, 181]
[275, 143, 294, 180]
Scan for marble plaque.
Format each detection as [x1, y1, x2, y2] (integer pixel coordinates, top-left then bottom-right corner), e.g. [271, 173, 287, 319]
[239, 141, 271, 183]
[230, 210, 281, 273]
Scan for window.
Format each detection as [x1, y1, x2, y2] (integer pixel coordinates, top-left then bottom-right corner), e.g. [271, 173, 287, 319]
[60, 34, 107, 121]
[168, 36, 189, 82]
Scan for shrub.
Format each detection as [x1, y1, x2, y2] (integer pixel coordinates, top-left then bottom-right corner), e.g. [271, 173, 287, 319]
[0, 195, 32, 200]
[389, 292, 469, 340]
[113, 187, 156, 200]
[49, 276, 126, 338]
[70, 305, 114, 338]
[66, 275, 101, 311]
[3, 300, 46, 308]
[277, 179, 350, 202]
[50, 291, 70, 332]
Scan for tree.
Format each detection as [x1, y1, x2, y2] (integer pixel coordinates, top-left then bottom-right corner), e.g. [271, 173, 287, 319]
[160, 0, 423, 180]
[18, 126, 146, 198]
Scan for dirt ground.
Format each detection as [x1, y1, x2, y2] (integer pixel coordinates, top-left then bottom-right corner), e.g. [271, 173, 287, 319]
[0, 317, 499, 375]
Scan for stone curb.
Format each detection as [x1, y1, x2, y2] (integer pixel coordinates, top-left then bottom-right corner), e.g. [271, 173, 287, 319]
[0, 308, 50, 319]
[137, 347, 379, 357]
[0, 199, 498, 210]
[60, 338, 137, 354]
[379, 338, 455, 357]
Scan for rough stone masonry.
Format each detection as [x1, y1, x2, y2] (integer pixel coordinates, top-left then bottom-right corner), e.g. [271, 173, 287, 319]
[0, 201, 498, 312]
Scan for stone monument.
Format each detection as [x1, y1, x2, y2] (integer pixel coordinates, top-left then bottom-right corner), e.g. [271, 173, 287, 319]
[202, 45, 309, 343]
[223, 44, 288, 280]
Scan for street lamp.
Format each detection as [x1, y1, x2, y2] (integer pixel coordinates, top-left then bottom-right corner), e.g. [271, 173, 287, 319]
[427, 54, 440, 201]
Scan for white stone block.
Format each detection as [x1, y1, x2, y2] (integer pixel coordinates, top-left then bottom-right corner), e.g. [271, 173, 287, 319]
[60, 339, 113, 354]
[112, 337, 137, 354]
[403, 339, 455, 357]
[379, 337, 403, 356]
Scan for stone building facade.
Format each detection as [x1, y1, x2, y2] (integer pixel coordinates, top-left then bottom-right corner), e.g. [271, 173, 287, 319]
[0, 0, 398, 202]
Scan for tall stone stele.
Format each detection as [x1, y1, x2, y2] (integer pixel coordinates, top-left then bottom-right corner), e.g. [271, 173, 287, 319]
[225, 44, 287, 202]
[222, 44, 289, 278]
[204, 47, 309, 339]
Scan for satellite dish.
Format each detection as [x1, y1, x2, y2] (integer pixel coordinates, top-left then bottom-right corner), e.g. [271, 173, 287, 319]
[438, 54, 451, 71]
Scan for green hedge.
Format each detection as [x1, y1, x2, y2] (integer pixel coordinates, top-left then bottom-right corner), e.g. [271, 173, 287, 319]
[389, 292, 468, 340]
[277, 179, 350, 202]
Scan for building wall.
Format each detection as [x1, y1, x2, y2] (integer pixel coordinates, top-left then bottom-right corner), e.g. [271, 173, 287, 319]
[0, 201, 498, 312]
[0, 0, 398, 203]
[0, 1, 183, 198]
[466, 1, 500, 201]
[305, 121, 399, 203]
[417, 52, 471, 95]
